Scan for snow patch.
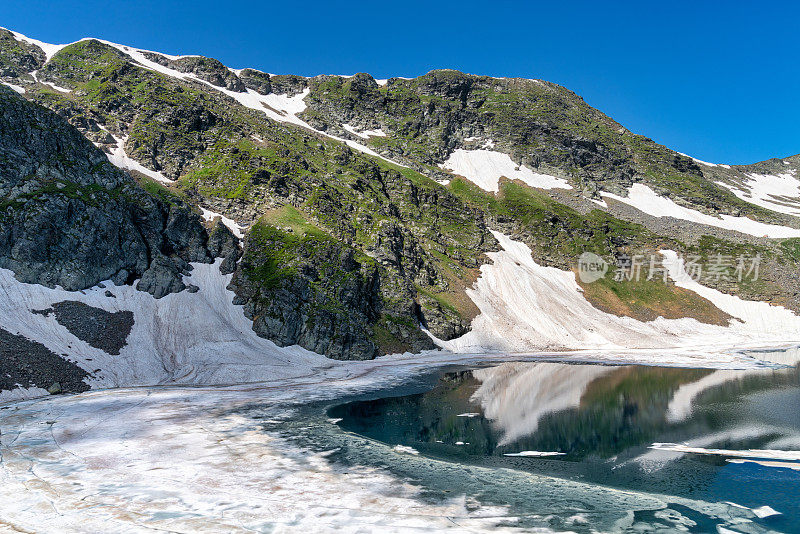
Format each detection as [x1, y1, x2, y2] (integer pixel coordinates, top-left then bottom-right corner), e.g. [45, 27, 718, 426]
[106, 134, 173, 184]
[440, 149, 571, 192]
[392, 445, 420, 455]
[342, 124, 387, 139]
[0, 386, 50, 403]
[433, 231, 800, 355]
[7, 29, 70, 62]
[0, 261, 334, 390]
[30, 70, 71, 93]
[200, 207, 247, 239]
[661, 250, 800, 334]
[717, 172, 800, 217]
[602, 183, 800, 238]
[677, 152, 730, 169]
[1, 81, 25, 94]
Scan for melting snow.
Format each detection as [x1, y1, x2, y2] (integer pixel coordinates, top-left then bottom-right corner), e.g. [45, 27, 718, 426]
[342, 124, 387, 139]
[717, 172, 800, 217]
[678, 152, 731, 169]
[440, 149, 572, 192]
[433, 231, 800, 355]
[7, 29, 70, 62]
[1, 81, 25, 94]
[200, 207, 247, 239]
[106, 134, 173, 184]
[30, 70, 72, 93]
[602, 183, 800, 238]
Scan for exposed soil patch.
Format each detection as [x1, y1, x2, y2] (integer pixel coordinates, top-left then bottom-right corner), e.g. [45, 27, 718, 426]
[577, 274, 732, 326]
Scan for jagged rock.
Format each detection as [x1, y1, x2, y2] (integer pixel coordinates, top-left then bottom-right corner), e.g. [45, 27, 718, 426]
[0, 87, 227, 296]
[269, 74, 307, 96]
[136, 256, 186, 298]
[238, 68, 272, 95]
[0, 29, 44, 76]
[47, 382, 62, 395]
[172, 56, 246, 92]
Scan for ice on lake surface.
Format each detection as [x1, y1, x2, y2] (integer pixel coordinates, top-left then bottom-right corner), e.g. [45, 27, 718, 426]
[2, 346, 799, 532]
[331, 349, 800, 532]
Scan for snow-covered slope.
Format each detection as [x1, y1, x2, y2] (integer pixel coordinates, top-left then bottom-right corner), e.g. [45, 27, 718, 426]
[0, 261, 333, 393]
[717, 171, 800, 217]
[432, 231, 800, 355]
[440, 149, 572, 192]
[602, 184, 800, 238]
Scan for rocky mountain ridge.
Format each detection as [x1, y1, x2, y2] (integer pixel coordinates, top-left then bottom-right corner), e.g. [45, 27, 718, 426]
[1, 27, 799, 384]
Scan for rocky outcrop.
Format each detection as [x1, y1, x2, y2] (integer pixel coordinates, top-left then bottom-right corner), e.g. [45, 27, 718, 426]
[238, 68, 272, 95]
[269, 74, 307, 96]
[0, 85, 226, 297]
[229, 223, 383, 360]
[0, 28, 44, 77]
[171, 56, 246, 92]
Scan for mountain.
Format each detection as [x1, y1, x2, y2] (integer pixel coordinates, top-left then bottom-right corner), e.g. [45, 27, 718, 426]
[1, 28, 799, 399]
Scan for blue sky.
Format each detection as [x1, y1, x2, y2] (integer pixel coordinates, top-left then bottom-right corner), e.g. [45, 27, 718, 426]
[2, 0, 798, 164]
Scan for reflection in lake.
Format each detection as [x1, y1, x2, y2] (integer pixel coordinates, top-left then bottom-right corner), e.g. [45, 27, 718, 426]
[331, 349, 800, 529]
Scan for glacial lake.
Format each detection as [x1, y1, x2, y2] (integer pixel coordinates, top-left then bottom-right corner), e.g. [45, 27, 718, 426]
[324, 354, 800, 532]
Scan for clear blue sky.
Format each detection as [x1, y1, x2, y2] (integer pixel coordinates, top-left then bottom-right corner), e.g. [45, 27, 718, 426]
[2, 0, 798, 164]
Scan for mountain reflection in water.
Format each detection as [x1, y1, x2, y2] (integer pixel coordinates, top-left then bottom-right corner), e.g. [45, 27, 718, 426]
[331, 348, 800, 522]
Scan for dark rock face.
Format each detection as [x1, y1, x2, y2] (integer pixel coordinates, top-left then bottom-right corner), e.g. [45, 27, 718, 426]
[0, 86, 222, 297]
[171, 56, 246, 92]
[229, 226, 383, 360]
[35, 301, 135, 356]
[0, 327, 90, 394]
[206, 219, 241, 275]
[269, 74, 307, 96]
[0, 28, 44, 76]
[238, 68, 272, 95]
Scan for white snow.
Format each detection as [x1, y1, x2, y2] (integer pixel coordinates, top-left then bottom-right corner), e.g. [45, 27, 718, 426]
[677, 152, 730, 169]
[440, 149, 572, 192]
[602, 183, 800, 238]
[0, 386, 49, 403]
[30, 70, 72, 93]
[0, 261, 333, 390]
[1, 81, 25, 94]
[200, 207, 247, 239]
[392, 445, 420, 455]
[7, 29, 70, 62]
[752, 506, 781, 518]
[342, 124, 387, 139]
[661, 250, 800, 335]
[456, 412, 480, 417]
[0, 388, 522, 533]
[6, 30, 414, 179]
[105, 134, 173, 184]
[433, 231, 800, 355]
[717, 172, 800, 217]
